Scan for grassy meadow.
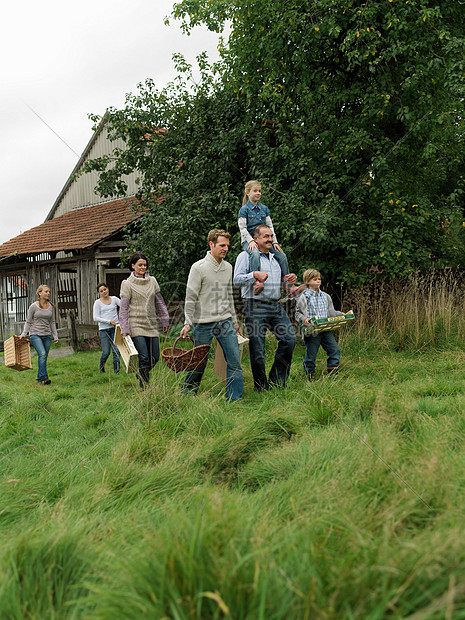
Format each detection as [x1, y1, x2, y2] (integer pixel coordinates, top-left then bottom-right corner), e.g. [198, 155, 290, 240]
[2, 274, 465, 618]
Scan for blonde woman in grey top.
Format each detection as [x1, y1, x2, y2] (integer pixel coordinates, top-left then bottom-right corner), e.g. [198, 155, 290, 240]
[21, 284, 58, 385]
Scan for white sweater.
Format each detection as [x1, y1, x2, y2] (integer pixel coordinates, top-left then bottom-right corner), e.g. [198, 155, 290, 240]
[184, 252, 237, 325]
[93, 297, 120, 330]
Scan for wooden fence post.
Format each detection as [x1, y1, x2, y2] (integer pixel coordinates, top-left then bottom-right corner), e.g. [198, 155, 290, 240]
[68, 310, 78, 352]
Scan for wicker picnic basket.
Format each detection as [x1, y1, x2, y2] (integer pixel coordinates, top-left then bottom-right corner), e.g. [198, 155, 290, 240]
[4, 335, 32, 371]
[161, 336, 210, 373]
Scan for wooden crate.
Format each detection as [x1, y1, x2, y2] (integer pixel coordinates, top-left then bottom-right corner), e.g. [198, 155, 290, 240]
[213, 334, 249, 380]
[113, 324, 139, 373]
[303, 312, 355, 336]
[4, 336, 32, 371]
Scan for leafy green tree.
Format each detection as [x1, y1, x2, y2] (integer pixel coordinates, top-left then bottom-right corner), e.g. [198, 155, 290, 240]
[84, 0, 465, 285]
[84, 56, 249, 285]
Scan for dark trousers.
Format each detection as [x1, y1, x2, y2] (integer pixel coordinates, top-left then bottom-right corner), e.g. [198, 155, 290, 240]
[182, 319, 243, 402]
[243, 300, 296, 390]
[99, 327, 120, 373]
[303, 332, 341, 375]
[131, 336, 160, 371]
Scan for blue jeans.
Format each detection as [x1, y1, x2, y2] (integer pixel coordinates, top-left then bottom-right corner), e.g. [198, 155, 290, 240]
[131, 336, 160, 371]
[242, 241, 289, 277]
[243, 300, 296, 390]
[182, 319, 243, 401]
[29, 334, 52, 382]
[99, 327, 120, 373]
[303, 332, 341, 375]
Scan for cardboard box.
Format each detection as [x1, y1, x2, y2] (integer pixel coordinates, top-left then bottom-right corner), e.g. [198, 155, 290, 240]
[113, 324, 139, 373]
[213, 334, 249, 380]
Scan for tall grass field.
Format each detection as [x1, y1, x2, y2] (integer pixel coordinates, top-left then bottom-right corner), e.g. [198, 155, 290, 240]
[2, 273, 465, 619]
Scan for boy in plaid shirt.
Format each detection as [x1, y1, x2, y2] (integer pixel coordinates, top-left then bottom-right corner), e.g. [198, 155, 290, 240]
[295, 269, 345, 380]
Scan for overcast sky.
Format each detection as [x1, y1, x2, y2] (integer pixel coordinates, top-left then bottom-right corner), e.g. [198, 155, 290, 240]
[0, 0, 220, 245]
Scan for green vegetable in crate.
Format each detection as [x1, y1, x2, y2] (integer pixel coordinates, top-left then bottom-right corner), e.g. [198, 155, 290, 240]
[302, 312, 355, 336]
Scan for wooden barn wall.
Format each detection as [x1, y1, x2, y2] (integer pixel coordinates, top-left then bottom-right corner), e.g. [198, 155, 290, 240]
[0, 257, 100, 341]
[77, 259, 98, 324]
[0, 263, 60, 340]
[0, 277, 8, 341]
[26, 263, 60, 303]
[52, 127, 139, 219]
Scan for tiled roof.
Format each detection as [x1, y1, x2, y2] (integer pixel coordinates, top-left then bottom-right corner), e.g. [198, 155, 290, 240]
[0, 198, 142, 259]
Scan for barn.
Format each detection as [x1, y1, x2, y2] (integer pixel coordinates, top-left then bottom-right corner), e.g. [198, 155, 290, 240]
[0, 122, 144, 341]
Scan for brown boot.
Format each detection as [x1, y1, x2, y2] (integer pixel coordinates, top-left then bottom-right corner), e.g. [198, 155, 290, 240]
[137, 368, 150, 388]
[327, 366, 339, 376]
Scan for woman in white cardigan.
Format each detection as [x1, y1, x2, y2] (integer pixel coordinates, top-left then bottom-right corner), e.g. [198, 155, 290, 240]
[93, 282, 120, 374]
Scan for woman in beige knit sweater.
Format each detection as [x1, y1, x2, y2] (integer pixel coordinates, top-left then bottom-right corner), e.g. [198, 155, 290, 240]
[119, 252, 169, 387]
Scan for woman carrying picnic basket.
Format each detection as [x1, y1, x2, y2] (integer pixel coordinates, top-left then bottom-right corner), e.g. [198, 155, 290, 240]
[20, 284, 58, 385]
[119, 252, 170, 388]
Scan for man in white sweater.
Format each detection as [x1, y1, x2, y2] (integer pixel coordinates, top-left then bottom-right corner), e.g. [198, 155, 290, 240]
[180, 229, 243, 401]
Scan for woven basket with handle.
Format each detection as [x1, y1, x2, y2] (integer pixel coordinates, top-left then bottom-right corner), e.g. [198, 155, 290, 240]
[4, 335, 32, 371]
[161, 336, 210, 373]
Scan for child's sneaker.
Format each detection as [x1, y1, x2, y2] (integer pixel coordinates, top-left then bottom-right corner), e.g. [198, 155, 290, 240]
[287, 283, 306, 299]
[279, 284, 306, 303]
[253, 281, 264, 296]
[281, 275, 306, 301]
[327, 366, 339, 376]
